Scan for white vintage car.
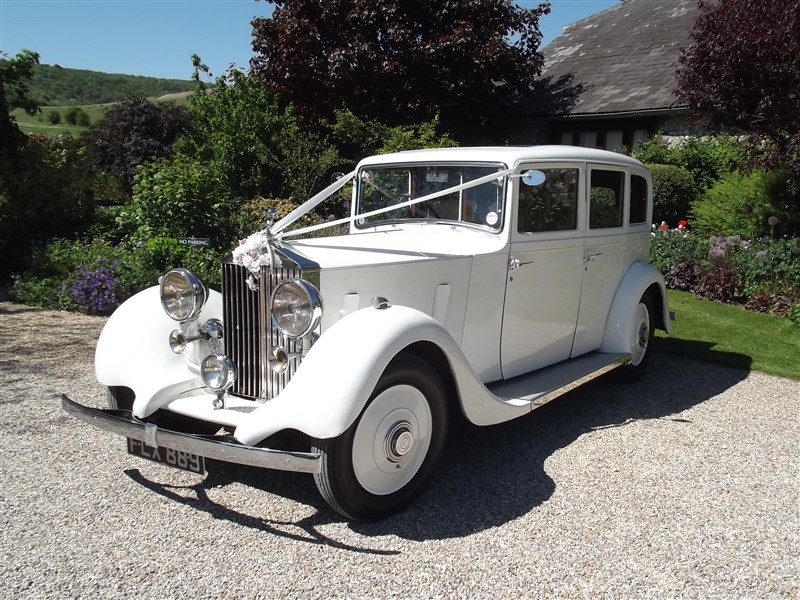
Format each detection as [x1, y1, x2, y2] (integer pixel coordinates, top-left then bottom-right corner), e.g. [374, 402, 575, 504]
[64, 146, 670, 521]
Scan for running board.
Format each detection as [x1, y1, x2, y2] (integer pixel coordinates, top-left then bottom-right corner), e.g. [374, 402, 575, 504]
[487, 352, 630, 409]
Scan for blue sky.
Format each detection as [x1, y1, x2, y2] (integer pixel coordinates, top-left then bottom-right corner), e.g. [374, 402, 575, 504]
[1, 0, 618, 80]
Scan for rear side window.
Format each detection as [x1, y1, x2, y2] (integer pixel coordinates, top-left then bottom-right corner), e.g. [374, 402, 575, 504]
[589, 170, 624, 229]
[630, 175, 648, 224]
[517, 168, 579, 233]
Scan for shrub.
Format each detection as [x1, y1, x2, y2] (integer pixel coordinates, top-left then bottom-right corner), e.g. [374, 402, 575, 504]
[70, 260, 119, 314]
[690, 170, 779, 238]
[694, 260, 743, 303]
[648, 164, 698, 227]
[788, 303, 800, 327]
[649, 229, 707, 274]
[122, 155, 237, 246]
[11, 236, 227, 312]
[634, 133, 746, 189]
[47, 110, 61, 124]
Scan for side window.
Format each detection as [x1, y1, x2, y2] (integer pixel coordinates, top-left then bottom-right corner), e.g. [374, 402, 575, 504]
[517, 168, 579, 233]
[630, 175, 648, 224]
[590, 170, 624, 229]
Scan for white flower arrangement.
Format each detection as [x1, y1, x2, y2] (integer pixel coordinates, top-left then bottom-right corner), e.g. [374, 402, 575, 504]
[231, 230, 281, 291]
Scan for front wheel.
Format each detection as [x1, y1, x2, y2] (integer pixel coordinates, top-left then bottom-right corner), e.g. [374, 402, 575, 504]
[313, 354, 448, 521]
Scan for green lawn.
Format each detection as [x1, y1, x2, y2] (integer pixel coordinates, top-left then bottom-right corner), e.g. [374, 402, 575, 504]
[654, 289, 800, 380]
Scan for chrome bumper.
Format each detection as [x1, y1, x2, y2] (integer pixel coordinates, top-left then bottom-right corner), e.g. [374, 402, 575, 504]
[61, 395, 321, 474]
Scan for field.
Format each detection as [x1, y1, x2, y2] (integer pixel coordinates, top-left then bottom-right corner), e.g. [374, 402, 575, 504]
[10, 92, 192, 136]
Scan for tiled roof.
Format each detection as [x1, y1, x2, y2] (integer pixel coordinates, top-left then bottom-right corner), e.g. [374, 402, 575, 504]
[537, 0, 701, 116]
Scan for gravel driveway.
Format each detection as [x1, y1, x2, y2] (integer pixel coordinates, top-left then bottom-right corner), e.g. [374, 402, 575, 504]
[1, 301, 798, 599]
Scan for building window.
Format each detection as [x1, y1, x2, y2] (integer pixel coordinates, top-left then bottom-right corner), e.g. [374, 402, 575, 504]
[633, 129, 649, 148]
[579, 131, 597, 148]
[605, 130, 624, 152]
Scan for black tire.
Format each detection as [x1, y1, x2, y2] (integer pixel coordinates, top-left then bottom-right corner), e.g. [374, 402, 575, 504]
[312, 354, 448, 521]
[614, 295, 654, 383]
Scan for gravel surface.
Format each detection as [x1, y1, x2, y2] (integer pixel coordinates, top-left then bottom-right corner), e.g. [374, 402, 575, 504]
[1, 301, 798, 599]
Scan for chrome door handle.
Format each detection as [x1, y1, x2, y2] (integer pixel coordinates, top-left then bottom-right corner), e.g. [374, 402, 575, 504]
[509, 254, 535, 271]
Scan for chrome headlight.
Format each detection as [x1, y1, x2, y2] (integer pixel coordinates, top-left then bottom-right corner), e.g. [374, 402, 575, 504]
[201, 355, 236, 391]
[271, 279, 322, 338]
[160, 268, 207, 322]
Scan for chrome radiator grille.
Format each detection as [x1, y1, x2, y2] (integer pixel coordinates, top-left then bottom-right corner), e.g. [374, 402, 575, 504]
[222, 262, 303, 401]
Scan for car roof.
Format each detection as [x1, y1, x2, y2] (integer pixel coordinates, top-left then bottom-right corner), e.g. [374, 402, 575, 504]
[357, 145, 646, 170]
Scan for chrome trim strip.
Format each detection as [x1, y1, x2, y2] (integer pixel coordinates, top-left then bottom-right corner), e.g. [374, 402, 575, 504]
[61, 395, 322, 474]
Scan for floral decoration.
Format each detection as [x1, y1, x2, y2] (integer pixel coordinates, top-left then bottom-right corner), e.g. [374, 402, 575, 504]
[231, 230, 281, 291]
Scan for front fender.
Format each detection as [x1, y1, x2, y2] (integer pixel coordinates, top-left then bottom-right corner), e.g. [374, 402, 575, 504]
[95, 286, 222, 417]
[234, 304, 450, 445]
[601, 261, 670, 355]
[235, 303, 535, 446]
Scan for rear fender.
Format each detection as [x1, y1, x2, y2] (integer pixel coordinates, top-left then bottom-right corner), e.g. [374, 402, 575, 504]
[601, 262, 670, 355]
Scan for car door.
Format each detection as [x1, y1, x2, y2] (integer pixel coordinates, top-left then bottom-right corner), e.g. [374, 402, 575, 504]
[500, 164, 585, 379]
[571, 165, 629, 357]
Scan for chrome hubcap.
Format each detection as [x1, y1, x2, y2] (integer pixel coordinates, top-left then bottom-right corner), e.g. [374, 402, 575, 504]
[385, 421, 414, 462]
[637, 322, 649, 348]
[352, 384, 432, 495]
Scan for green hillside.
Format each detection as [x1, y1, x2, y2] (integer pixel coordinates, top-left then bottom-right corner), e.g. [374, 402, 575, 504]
[20, 63, 194, 105]
[5, 63, 195, 136]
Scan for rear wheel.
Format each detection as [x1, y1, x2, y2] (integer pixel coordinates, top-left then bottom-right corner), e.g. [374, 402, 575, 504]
[313, 354, 448, 521]
[615, 295, 654, 382]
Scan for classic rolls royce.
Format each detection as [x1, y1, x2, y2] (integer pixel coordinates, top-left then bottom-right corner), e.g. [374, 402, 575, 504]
[63, 146, 671, 521]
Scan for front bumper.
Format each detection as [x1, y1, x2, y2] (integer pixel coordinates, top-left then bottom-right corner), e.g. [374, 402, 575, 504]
[61, 395, 321, 474]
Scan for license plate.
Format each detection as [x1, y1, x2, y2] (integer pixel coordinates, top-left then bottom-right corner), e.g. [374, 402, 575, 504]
[127, 438, 206, 475]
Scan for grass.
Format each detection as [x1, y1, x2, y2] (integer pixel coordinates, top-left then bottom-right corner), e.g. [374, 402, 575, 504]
[653, 289, 800, 380]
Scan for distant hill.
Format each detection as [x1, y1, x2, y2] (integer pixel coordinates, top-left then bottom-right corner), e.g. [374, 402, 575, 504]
[24, 63, 195, 106]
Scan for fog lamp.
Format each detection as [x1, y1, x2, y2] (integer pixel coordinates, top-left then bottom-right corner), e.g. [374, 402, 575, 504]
[201, 355, 236, 391]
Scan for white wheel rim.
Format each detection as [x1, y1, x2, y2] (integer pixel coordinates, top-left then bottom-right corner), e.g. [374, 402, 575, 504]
[352, 384, 432, 495]
[630, 302, 650, 366]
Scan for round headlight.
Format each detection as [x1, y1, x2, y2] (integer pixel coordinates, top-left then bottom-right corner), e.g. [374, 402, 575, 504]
[271, 279, 322, 338]
[201, 355, 236, 391]
[160, 268, 207, 322]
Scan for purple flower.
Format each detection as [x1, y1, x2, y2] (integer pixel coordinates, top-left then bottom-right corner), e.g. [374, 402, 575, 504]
[756, 250, 768, 260]
[768, 216, 779, 226]
[71, 262, 119, 315]
[709, 247, 727, 260]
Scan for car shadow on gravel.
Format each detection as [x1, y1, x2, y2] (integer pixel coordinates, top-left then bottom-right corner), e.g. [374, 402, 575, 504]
[123, 350, 750, 545]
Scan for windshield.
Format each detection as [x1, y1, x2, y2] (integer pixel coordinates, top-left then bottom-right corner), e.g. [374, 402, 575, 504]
[355, 163, 506, 230]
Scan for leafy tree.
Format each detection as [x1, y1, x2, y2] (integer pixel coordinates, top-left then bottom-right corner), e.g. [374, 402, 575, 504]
[47, 109, 61, 124]
[251, 0, 550, 142]
[63, 106, 90, 126]
[331, 109, 457, 160]
[676, 0, 800, 198]
[0, 134, 95, 279]
[76, 109, 90, 127]
[180, 57, 340, 200]
[1, 49, 40, 161]
[81, 96, 191, 195]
